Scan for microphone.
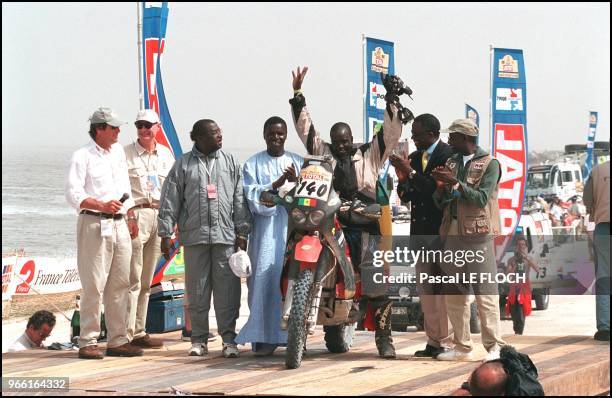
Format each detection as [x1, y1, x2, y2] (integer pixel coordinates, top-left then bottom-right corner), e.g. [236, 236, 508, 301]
[119, 193, 130, 203]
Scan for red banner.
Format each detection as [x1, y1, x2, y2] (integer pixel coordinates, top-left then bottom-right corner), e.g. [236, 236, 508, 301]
[493, 123, 527, 258]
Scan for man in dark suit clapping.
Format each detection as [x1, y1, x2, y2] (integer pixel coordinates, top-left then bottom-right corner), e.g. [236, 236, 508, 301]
[390, 113, 454, 358]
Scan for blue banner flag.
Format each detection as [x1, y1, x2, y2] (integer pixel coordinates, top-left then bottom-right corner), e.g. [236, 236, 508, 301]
[465, 103, 480, 129]
[491, 48, 528, 258]
[363, 37, 394, 143]
[583, 111, 598, 179]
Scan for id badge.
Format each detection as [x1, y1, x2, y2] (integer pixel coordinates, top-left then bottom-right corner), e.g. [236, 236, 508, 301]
[100, 218, 113, 238]
[147, 174, 161, 200]
[207, 184, 217, 199]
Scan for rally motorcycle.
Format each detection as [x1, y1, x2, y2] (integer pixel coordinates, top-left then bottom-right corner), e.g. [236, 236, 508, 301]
[261, 156, 381, 369]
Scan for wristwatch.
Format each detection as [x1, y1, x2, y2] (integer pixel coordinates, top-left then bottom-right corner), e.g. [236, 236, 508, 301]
[408, 169, 417, 179]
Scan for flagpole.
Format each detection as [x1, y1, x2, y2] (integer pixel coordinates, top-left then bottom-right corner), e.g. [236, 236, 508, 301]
[137, 2, 144, 109]
[362, 33, 366, 143]
[488, 44, 493, 153]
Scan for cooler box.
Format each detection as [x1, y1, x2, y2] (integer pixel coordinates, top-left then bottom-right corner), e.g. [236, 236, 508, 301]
[145, 289, 185, 333]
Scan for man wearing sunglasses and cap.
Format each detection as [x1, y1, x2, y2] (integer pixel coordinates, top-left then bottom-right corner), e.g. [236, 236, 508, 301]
[66, 106, 140, 359]
[431, 119, 506, 362]
[123, 109, 175, 349]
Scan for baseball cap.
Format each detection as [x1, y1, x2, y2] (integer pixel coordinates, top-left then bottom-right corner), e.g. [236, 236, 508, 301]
[88, 107, 125, 127]
[441, 119, 479, 137]
[135, 109, 160, 124]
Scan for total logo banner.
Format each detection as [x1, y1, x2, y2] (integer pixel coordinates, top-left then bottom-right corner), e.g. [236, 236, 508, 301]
[496, 88, 523, 111]
[369, 82, 386, 110]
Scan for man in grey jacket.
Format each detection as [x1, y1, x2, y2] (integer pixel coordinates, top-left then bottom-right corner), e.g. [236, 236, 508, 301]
[158, 119, 251, 358]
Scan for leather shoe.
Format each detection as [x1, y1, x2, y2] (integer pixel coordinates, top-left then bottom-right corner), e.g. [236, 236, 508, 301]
[131, 334, 164, 348]
[79, 345, 104, 359]
[106, 343, 144, 357]
[414, 344, 449, 358]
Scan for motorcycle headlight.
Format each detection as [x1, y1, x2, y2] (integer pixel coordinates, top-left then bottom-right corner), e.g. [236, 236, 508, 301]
[308, 210, 325, 226]
[291, 208, 306, 224]
[399, 287, 411, 299]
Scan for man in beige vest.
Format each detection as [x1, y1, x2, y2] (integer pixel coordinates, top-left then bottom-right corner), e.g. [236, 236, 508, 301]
[124, 109, 175, 348]
[583, 160, 610, 341]
[431, 119, 506, 361]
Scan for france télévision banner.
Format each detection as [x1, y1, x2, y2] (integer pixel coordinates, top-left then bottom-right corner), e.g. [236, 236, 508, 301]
[363, 37, 394, 143]
[491, 48, 528, 256]
[583, 111, 598, 179]
[1, 254, 184, 301]
[142, 2, 182, 158]
[2, 257, 81, 301]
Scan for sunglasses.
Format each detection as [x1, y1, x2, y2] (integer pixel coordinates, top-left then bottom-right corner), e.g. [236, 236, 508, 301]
[135, 121, 154, 129]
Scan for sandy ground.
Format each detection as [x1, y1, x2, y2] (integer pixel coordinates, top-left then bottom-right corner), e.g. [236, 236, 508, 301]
[2, 287, 601, 353]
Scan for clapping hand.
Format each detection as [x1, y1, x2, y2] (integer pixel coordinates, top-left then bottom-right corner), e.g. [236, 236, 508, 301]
[390, 154, 413, 182]
[431, 165, 457, 185]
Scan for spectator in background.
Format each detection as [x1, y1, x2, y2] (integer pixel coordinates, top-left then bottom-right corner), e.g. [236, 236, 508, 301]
[8, 310, 56, 352]
[548, 196, 565, 226]
[583, 160, 610, 342]
[505, 236, 540, 335]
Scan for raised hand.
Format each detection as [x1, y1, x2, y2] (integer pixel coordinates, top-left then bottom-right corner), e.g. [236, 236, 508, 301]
[292, 66, 309, 91]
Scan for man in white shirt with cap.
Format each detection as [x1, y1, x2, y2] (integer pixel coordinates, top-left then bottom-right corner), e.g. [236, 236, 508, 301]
[65, 106, 142, 359]
[124, 109, 175, 349]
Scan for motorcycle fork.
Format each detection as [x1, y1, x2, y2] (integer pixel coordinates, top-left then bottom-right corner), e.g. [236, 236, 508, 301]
[308, 245, 336, 334]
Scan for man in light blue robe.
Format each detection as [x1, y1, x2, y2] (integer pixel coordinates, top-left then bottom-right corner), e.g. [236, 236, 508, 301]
[236, 116, 303, 356]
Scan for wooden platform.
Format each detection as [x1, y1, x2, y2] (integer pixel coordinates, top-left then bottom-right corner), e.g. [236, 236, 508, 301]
[2, 330, 609, 396]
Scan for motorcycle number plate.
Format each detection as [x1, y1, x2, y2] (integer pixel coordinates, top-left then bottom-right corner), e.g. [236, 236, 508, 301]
[295, 165, 332, 201]
[391, 307, 407, 315]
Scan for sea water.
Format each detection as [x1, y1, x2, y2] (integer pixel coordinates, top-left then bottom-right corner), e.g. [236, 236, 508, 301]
[1, 145, 255, 257]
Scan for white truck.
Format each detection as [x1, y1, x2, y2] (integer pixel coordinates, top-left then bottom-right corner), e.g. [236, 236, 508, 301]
[526, 162, 584, 202]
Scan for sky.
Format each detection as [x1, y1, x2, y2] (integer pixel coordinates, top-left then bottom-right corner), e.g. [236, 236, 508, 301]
[2, 2, 610, 156]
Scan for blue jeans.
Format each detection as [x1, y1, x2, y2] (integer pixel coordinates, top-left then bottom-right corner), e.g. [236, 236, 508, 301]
[594, 223, 610, 332]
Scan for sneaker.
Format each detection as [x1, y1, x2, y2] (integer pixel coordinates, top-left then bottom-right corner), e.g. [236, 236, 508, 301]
[222, 343, 240, 358]
[594, 330, 610, 341]
[437, 349, 474, 361]
[188, 343, 208, 356]
[131, 334, 164, 349]
[181, 328, 191, 342]
[106, 343, 144, 357]
[484, 348, 501, 361]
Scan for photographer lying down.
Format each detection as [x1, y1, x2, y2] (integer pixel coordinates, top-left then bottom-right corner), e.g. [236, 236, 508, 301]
[451, 345, 544, 396]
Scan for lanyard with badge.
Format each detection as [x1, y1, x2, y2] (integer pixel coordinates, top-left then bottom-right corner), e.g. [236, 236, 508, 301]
[135, 143, 162, 201]
[198, 157, 217, 199]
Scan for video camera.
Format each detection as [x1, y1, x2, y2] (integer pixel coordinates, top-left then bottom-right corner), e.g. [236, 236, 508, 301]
[381, 72, 414, 125]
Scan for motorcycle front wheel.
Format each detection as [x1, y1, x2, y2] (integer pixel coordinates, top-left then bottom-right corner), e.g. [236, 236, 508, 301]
[285, 268, 314, 369]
